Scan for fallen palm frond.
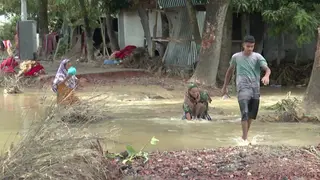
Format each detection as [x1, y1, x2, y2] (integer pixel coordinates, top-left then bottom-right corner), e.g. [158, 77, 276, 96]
[0, 99, 122, 180]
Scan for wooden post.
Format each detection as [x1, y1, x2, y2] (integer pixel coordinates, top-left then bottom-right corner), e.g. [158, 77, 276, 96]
[53, 39, 61, 61]
[99, 17, 109, 57]
[152, 10, 158, 56]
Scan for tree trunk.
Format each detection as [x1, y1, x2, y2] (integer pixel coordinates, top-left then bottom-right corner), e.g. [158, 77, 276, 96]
[159, 12, 169, 57]
[304, 27, 320, 109]
[276, 33, 284, 65]
[250, 13, 265, 54]
[255, 23, 266, 54]
[152, 11, 158, 56]
[106, 15, 120, 52]
[99, 18, 107, 56]
[185, 0, 201, 44]
[217, 6, 233, 85]
[38, 0, 49, 58]
[190, 0, 230, 86]
[137, 5, 154, 57]
[78, 0, 95, 61]
[162, 8, 194, 66]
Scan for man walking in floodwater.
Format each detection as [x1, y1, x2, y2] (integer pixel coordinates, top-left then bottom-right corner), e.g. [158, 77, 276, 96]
[221, 35, 271, 145]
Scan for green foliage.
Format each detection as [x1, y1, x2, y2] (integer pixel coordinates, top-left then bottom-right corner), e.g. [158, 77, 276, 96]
[232, 0, 275, 13]
[0, 0, 129, 33]
[122, 136, 159, 164]
[103, 0, 131, 15]
[231, 0, 320, 46]
[262, 2, 319, 46]
[0, 15, 20, 41]
[0, 0, 38, 18]
[54, 0, 130, 29]
[108, 136, 159, 165]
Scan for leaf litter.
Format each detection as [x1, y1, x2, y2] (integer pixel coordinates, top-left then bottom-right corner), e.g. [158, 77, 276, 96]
[120, 145, 320, 179]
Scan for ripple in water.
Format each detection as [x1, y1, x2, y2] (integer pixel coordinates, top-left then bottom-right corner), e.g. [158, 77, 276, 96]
[232, 134, 267, 146]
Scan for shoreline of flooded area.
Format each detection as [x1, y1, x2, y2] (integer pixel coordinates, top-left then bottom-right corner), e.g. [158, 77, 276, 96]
[0, 85, 319, 152]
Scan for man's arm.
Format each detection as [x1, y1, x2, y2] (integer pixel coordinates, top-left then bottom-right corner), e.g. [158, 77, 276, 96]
[222, 65, 235, 89]
[258, 54, 271, 85]
[262, 66, 271, 77]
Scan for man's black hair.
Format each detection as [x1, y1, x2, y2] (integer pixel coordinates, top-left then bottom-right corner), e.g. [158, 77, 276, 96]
[243, 35, 255, 43]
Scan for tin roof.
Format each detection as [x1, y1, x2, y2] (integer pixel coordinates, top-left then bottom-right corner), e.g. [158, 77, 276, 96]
[157, 0, 207, 9]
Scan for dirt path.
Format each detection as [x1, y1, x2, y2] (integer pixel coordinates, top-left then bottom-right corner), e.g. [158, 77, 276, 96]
[36, 62, 223, 97]
[40, 61, 144, 76]
[120, 145, 320, 179]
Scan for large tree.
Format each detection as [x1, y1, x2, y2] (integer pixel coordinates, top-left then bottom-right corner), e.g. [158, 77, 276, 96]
[78, 0, 95, 61]
[217, 5, 233, 85]
[105, 15, 120, 51]
[102, 0, 129, 52]
[137, 4, 154, 57]
[185, 0, 201, 44]
[304, 27, 320, 109]
[190, 0, 230, 86]
[37, 0, 49, 57]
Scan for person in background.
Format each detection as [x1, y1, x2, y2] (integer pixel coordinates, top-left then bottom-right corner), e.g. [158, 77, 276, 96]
[52, 59, 79, 105]
[0, 40, 12, 56]
[221, 35, 271, 145]
[182, 83, 212, 121]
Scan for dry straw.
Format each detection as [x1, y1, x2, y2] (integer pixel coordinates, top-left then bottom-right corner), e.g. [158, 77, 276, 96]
[0, 95, 122, 180]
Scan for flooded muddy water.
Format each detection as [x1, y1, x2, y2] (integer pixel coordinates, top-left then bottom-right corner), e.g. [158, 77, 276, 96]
[0, 86, 319, 152]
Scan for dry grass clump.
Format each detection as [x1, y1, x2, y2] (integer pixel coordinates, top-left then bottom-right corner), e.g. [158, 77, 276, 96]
[123, 48, 163, 72]
[0, 102, 122, 180]
[0, 74, 39, 94]
[270, 62, 312, 86]
[261, 92, 319, 122]
[0, 74, 23, 94]
[59, 95, 108, 124]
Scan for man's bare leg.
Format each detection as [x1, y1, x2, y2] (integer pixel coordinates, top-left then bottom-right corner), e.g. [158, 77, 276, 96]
[241, 120, 248, 140]
[247, 119, 253, 133]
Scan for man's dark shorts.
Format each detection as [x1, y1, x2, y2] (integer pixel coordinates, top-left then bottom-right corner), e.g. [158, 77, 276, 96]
[238, 98, 260, 121]
[237, 86, 260, 121]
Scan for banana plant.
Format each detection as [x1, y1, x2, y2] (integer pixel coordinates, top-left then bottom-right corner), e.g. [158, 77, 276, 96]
[122, 136, 159, 164]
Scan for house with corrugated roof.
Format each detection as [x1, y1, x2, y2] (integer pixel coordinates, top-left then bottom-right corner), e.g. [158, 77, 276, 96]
[117, 0, 316, 69]
[117, 0, 247, 69]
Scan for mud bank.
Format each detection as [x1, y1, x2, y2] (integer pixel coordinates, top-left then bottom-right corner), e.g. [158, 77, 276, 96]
[119, 145, 320, 180]
[18, 69, 222, 96]
[39, 69, 149, 83]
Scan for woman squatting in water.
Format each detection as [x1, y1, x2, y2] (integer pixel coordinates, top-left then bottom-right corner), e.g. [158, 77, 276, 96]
[182, 83, 212, 121]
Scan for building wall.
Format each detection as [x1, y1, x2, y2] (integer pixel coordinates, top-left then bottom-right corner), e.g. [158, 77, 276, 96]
[118, 10, 163, 49]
